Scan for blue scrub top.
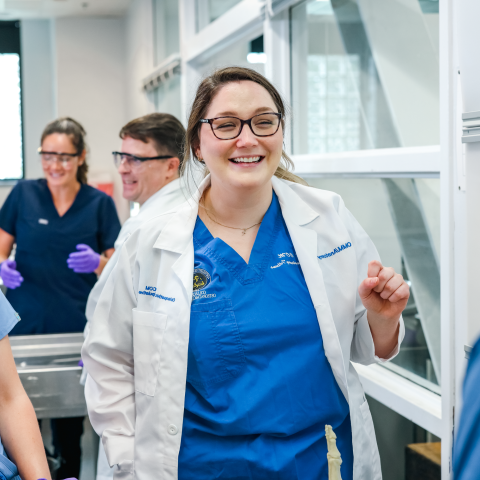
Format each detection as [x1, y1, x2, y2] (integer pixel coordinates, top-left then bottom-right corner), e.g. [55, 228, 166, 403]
[179, 191, 353, 480]
[0, 292, 20, 475]
[0, 179, 121, 335]
[454, 337, 480, 480]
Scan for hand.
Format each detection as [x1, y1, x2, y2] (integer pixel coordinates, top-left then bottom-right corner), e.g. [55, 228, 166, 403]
[0, 259, 24, 289]
[359, 260, 410, 321]
[67, 244, 100, 274]
[358, 260, 410, 357]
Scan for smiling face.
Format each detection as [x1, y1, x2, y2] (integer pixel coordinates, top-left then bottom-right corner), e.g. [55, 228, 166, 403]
[118, 136, 179, 205]
[196, 80, 283, 193]
[41, 133, 84, 188]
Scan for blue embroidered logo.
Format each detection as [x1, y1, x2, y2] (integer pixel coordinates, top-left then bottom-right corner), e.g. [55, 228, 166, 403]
[139, 286, 175, 302]
[318, 242, 352, 260]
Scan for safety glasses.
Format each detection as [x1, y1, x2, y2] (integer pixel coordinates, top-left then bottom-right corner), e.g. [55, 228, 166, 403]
[112, 152, 174, 169]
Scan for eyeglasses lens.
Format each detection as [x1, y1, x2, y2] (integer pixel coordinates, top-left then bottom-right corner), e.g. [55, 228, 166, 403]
[211, 113, 280, 139]
[113, 153, 142, 169]
[40, 153, 74, 166]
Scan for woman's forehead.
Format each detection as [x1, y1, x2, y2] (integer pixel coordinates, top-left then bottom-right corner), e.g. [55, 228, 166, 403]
[206, 81, 277, 118]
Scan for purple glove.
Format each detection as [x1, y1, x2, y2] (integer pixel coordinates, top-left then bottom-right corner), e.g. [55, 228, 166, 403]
[0, 260, 24, 289]
[67, 244, 100, 273]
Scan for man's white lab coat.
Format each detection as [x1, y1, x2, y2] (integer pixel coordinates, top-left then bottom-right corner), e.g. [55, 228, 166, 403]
[84, 178, 186, 480]
[83, 176, 404, 480]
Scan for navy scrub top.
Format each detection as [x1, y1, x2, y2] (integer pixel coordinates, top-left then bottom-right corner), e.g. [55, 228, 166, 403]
[0, 179, 121, 335]
[179, 191, 353, 480]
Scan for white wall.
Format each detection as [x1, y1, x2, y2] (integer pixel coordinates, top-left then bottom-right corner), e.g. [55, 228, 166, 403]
[54, 16, 129, 221]
[124, 0, 156, 120]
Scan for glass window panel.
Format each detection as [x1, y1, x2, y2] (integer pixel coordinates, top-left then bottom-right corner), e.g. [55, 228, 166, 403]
[0, 53, 23, 180]
[307, 177, 440, 389]
[291, 0, 439, 154]
[196, 36, 265, 78]
[154, 74, 182, 120]
[153, 0, 180, 65]
[196, 0, 242, 32]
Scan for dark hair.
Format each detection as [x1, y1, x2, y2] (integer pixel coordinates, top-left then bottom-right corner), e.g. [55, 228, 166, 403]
[119, 113, 186, 168]
[183, 66, 307, 185]
[41, 117, 88, 184]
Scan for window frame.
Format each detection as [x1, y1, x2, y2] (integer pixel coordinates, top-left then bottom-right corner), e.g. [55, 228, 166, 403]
[0, 20, 25, 183]
[178, 0, 455, 475]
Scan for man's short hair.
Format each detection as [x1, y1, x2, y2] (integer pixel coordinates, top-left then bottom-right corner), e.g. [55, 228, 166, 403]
[119, 113, 186, 167]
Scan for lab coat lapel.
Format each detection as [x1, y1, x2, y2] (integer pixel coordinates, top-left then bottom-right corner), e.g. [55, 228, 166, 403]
[272, 177, 349, 399]
[153, 177, 210, 296]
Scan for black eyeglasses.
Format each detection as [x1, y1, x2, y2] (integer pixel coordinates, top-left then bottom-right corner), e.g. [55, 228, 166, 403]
[112, 152, 174, 169]
[200, 112, 282, 140]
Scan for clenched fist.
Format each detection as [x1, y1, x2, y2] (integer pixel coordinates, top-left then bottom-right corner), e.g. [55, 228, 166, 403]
[359, 260, 410, 358]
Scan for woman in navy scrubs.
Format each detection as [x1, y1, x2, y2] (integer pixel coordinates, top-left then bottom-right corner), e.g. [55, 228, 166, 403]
[0, 117, 121, 479]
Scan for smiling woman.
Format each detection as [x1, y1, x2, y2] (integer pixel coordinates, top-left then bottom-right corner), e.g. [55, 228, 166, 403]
[83, 66, 409, 480]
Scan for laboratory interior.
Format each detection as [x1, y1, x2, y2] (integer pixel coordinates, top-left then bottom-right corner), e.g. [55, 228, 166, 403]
[0, 0, 478, 479]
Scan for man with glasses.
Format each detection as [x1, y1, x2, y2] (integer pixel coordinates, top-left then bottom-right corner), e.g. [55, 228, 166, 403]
[83, 113, 186, 480]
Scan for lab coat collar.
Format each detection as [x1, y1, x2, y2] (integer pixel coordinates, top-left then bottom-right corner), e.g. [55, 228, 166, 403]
[153, 175, 210, 253]
[271, 176, 319, 227]
[153, 174, 318, 254]
[141, 177, 182, 210]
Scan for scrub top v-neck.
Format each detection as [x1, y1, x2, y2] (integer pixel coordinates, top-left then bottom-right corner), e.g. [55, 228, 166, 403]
[0, 179, 121, 335]
[179, 191, 353, 480]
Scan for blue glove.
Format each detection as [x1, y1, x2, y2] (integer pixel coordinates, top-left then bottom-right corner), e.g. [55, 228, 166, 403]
[67, 244, 100, 273]
[0, 260, 24, 289]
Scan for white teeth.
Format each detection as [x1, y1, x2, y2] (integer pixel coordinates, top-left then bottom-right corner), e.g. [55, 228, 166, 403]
[231, 156, 261, 163]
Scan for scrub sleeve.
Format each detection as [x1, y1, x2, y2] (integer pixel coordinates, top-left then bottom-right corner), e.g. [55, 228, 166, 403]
[0, 292, 21, 480]
[178, 192, 353, 480]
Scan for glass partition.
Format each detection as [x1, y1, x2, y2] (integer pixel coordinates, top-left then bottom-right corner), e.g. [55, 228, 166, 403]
[290, 0, 439, 154]
[196, 0, 242, 32]
[153, 0, 180, 66]
[307, 177, 440, 390]
[196, 36, 265, 78]
[154, 74, 182, 121]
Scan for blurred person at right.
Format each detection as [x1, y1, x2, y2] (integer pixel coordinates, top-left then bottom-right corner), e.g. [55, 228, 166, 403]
[83, 112, 186, 480]
[453, 337, 480, 479]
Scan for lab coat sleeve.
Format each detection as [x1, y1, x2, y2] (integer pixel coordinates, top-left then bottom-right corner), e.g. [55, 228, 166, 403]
[82, 241, 137, 479]
[337, 198, 405, 365]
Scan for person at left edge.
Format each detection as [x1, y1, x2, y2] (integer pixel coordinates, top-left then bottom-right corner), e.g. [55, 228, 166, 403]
[0, 117, 121, 480]
[0, 292, 51, 480]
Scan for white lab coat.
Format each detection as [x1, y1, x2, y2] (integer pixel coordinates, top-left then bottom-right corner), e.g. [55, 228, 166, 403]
[83, 178, 187, 480]
[83, 175, 404, 480]
[86, 178, 187, 325]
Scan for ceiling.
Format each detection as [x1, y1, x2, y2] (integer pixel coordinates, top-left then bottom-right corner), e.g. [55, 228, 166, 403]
[0, 0, 132, 19]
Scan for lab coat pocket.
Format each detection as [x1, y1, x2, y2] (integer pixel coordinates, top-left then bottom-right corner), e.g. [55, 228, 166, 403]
[187, 299, 246, 386]
[132, 309, 167, 396]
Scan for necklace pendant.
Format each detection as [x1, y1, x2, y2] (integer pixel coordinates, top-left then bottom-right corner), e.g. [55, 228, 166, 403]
[242, 229, 246, 235]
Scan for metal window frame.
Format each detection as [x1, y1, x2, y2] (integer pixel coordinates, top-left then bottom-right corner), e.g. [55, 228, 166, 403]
[177, 0, 455, 477]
